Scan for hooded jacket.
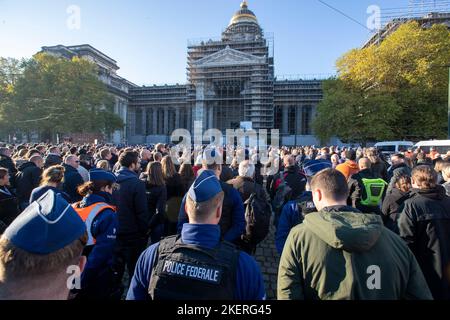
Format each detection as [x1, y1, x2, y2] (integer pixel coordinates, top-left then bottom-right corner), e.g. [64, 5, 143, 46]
[398, 186, 450, 300]
[113, 168, 150, 240]
[336, 161, 359, 181]
[278, 206, 432, 300]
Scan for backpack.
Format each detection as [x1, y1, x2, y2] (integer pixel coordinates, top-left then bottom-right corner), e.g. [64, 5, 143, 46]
[243, 184, 272, 245]
[360, 178, 387, 206]
[272, 172, 292, 213]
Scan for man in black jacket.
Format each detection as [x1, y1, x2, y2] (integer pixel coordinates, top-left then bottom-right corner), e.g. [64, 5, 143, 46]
[62, 155, 84, 203]
[44, 146, 63, 169]
[15, 155, 43, 210]
[348, 157, 383, 214]
[398, 165, 450, 300]
[270, 155, 307, 201]
[112, 150, 150, 290]
[0, 147, 17, 188]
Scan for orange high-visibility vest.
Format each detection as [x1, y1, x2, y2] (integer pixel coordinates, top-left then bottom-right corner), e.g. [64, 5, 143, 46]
[72, 203, 116, 246]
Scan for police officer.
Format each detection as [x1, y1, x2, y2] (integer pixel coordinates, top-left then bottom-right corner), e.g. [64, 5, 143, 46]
[127, 170, 266, 300]
[0, 190, 87, 300]
[177, 148, 245, 244]
[72, 169, 118, 300]
[276, 159, 332, 254]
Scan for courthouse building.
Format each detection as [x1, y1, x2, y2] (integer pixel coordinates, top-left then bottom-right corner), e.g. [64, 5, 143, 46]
[41, 2, 450, 145]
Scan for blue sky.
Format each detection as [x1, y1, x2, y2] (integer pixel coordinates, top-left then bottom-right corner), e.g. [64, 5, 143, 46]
[0, 0, 415, 85]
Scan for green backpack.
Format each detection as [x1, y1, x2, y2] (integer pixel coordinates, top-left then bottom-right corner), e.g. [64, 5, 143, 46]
[360, 178, 387, 206]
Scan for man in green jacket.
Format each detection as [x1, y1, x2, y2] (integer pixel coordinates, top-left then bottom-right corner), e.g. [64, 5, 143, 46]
[278, 168, 432, 300]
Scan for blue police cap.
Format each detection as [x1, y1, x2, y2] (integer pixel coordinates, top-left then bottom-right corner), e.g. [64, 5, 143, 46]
[303, 159, 333, 177]
[89, 169, 117, 183]
[3, 190, 86, 255]
[187, 170, 222, 203]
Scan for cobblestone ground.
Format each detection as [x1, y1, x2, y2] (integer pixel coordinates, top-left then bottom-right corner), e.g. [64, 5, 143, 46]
[254, 220, 280, 300]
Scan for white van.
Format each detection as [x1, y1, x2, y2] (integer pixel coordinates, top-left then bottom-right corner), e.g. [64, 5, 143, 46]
[414, 140, 450, 154]
[374, 141, 414, 155]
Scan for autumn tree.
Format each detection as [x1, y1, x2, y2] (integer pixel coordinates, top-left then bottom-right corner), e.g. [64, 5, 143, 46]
[314, 22, 450, 143]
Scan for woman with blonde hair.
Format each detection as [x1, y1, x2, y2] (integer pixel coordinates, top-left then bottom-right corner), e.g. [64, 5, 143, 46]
[29, 165, 71, 203]
[96, 160, 111, 171]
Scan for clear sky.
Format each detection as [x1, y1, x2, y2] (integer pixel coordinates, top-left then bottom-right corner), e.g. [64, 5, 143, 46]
[0, 0, 418, 85]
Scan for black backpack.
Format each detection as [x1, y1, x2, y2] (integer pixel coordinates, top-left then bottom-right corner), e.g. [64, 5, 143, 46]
[242, 183, 272, 245]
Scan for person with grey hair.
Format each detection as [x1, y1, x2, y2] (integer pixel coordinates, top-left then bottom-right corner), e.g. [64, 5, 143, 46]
[62, 155, 84, 203]
[227, 160, 271, 254]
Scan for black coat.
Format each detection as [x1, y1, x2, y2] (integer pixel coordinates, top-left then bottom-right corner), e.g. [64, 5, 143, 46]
[398, 186, 450, 299]
[15, 162, 42, 203]
[0, 186, 19, 232]
[144, 183, 167, 229]
[220, 165, 235, 183]
[347, 169, 383, 214]
[164, 173, 184, 199]
[62, 164, 84, 203]
[270, 165, 307, 201]
[0, 155, 17, 187]
[371, 160, 388, 181]
[113, 168, 150, 240]
[382, 187, 409, 232]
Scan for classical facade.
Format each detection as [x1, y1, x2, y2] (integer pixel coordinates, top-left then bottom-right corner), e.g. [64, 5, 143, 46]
[41, 44, 135, 144]
[127, 1, 325, 145]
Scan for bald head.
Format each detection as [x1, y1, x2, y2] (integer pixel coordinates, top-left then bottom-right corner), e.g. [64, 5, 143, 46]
[358, 157, 371, 170]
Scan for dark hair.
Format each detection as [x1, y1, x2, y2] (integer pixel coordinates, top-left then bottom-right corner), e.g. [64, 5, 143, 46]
[69, 147, 78, 155]
[77, 180, 114, 197]
[119, 151, 139, 168]
[345, 150, 357, 161]
[310, 168, 349, 201]
[179, 163, 194, 180]
[0, 168, 8, 180]
[392, 153, 406, 160]
[412, 165, 437, 190]
[146, 162, 165, 187]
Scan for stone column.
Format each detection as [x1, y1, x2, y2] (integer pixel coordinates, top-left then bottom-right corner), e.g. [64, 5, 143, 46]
[152, 108, 158, 135]
[208, 106, 214, 129]
[186, 107, 192, 132]
[164, 108, 169, 135]
[282, 106, 289, 134]
[141, 107, 147, 136]
[296, 106, 303, 136]
[175, 107, 180, 130]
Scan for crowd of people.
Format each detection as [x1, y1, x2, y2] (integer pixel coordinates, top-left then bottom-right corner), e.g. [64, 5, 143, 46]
[0, 141, 449, 300]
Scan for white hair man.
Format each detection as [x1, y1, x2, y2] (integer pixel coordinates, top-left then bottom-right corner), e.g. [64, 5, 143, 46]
[227, 160, 271, 254]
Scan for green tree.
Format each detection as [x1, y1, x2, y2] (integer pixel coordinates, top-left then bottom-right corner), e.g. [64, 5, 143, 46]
[314, 79, 401, 145]
[315, 22, 450, 142]
[3, 53, 123, 141]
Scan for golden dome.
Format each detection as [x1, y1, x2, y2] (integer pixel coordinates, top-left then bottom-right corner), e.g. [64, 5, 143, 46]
[229, 0, 258, 26]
